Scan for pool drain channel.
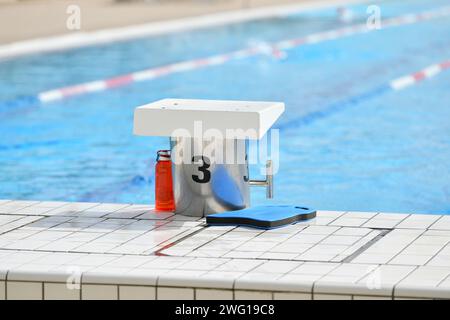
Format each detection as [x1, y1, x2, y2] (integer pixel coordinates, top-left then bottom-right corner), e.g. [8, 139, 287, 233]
[157, 226, 393, 263]
[154, 224, 208, 256]
[341, 229, 391, 263]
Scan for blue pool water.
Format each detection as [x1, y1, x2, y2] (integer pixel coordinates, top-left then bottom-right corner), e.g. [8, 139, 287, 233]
[1, 0, 450, 214]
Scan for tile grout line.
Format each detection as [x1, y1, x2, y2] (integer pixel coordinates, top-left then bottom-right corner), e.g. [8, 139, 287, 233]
[0, 215, 33, 228]
[80, 272, 84, 300]
[232, 279, 236, 300]
[218, 228, 292, 261]
[384, 229, 428, 265]
[19, 216, 107, 251]
[294, 226, 342, 261]
[311, 261, 344, 300]
[9, 201, 44, 213]
[231, 255, 271, 297]
[266, 224, 317, 257]
[181, 226, 239, 258]
[155, 273, 161, 301]
[428, 215, 446, 231]
[209, 222, 337, 261]
[218, 230, 275, 260]
[66, 219, 157, 255]
[419, 241, 448, 267]
[0, 216, 46, 236]
[4, 270, 8, 300]
[436, 271, 450, 288]
[294, 222, 377, 262]
[153, 225, 207, 256]
[153, 225, 210, 256]
[431, 241, 450, 288]
[323, 211, 348, 225]
[329, 229, 381, 263]
[390, 265, 419, 300]
[389, 213, 412, 229]
[362, 212, 410, 229]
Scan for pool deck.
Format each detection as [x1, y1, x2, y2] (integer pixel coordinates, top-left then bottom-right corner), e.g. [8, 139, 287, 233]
[1, 200, 450, 300]
[0, 0, 359, 45]
[0, 0, 365, 59]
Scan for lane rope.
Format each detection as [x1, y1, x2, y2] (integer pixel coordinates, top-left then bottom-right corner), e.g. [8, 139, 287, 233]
[280, 59, 450, 129]
[1, 5, 450, 109]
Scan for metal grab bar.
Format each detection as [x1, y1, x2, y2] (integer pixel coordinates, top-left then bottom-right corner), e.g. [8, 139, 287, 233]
[249, 160, 273, 199]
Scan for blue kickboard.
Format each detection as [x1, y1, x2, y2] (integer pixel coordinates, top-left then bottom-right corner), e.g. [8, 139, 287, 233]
[206, 205, 316, 230]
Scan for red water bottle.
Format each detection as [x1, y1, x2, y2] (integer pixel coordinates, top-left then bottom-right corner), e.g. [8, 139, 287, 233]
[155, 150, 175, 211]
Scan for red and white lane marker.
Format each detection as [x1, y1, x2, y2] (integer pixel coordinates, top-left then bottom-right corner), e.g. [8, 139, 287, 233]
[37, 5, 450, 103]
[280, 59, 450, 129]
[390, 60, 450, 90]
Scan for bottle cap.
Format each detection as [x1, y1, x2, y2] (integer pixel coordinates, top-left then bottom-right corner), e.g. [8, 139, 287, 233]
[157, 150, 171, 161]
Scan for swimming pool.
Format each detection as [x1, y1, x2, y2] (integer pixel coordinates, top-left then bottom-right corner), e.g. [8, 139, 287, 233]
[1, 0, 450, 214]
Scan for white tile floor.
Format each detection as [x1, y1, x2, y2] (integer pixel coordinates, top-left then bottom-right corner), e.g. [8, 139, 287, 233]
[0, 200, 449, 299]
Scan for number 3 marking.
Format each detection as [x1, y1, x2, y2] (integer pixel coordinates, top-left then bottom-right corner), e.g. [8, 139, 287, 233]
[192, 156, 211, 183]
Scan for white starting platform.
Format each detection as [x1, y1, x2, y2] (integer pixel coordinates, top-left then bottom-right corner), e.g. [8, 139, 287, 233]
[0, 200, 450, 300]
[133, 98, 285, 139]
